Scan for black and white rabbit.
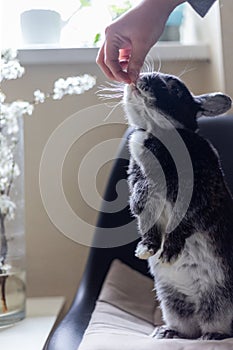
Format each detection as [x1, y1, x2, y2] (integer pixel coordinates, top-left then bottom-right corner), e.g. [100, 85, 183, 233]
[124, 71, 233, 340]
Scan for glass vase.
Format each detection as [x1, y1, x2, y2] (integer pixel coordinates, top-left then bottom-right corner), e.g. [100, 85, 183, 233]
[0, 118, 26, 326]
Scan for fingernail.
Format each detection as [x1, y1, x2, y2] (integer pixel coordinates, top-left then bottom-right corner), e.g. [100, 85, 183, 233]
[119, 48, 131, 61]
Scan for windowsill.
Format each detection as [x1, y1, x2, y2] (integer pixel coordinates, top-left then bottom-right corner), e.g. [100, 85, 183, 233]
[0, 297, 65, 350]
[18, 43, 210, 65]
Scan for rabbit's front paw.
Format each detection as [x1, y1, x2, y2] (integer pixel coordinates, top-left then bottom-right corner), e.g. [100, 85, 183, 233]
[135, 242, 154, 260]
[159, 246, 180, 264]
[159, 234, 184, 264]
[200, 332, 231, 341]
[151, 326, 180, 339]
[159, 241, 181, 264]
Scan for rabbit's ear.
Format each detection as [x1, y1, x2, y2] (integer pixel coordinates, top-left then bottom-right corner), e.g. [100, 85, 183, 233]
[195, 93, 232, 117]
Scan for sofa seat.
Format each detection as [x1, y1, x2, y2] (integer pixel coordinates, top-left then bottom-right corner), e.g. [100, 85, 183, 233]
[79, 260, 233, 350]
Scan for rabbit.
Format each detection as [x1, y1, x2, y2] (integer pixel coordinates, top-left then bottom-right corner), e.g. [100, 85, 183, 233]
[124, 71, 233, 340]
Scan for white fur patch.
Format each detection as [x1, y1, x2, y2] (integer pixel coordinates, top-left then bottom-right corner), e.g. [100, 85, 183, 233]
[149, 232, 225, 299]
[123, 85, 148, 130]
[135, 242, 154, 260]
[129, 130, 148, 163]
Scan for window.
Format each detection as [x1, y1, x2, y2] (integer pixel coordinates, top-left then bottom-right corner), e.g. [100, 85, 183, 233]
[1, 0, 140, 48]
[1, 0, 187, 49]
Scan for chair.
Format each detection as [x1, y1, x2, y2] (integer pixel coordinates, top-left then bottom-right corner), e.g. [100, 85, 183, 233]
[43, 115, 233, 350]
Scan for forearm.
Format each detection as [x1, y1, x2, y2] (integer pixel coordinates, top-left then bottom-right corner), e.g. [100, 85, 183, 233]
[152, 0, 185, 13]
[151, 0, 216, 17]
[153, 0, 216, 16]
[133, 0, 185, 24]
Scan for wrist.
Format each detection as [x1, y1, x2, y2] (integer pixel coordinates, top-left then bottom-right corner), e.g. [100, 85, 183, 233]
[141, 0, 185, 17]
[136, 0, 185, 34]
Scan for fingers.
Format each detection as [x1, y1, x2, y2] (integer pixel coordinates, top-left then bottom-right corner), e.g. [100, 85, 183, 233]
[128, 45, 148, 83]
[96, 43, 144, 84]
[96, 43, 132, 83]
[96, 44, 115, 81]
[96, 37, 149, 84]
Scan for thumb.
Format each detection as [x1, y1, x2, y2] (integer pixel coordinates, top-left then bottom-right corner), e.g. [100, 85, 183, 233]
[127, 44, 149, 83]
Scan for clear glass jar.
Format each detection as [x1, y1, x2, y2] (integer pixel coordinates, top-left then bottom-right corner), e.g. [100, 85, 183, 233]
[0, 118, 26, 326]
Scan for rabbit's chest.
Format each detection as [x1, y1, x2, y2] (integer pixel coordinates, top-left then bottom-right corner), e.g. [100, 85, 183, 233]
[149, 233, 225, 299]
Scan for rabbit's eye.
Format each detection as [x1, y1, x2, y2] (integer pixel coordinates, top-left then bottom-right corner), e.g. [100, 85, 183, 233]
[173, 87, 180, 94]
[166, 79, 183, 97]
[170, 84, 183, 98]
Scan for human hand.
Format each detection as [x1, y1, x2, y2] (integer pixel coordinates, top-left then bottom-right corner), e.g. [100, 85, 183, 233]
[96, 0, 184, 83]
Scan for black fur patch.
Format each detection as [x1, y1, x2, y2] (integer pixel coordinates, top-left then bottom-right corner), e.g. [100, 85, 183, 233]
[159, 284, 195, 318]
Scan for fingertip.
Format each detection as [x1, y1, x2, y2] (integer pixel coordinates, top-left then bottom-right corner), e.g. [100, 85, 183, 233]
[119, 48, 131, 61]
[96, 44, 132, 84]
[128, 70, 139, 83]
[114, 71, 131, 84]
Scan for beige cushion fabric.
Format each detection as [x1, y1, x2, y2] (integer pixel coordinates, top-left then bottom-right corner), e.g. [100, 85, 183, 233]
[78, 259, 233, 350]
[98, 258, 161, 325]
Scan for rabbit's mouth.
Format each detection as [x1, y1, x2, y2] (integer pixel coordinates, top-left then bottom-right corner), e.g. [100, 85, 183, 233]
[127, 82, 156, 104]
[128, 82, 141, 96]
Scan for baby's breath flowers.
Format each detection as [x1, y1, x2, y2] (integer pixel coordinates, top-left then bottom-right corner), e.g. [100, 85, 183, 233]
[32, 74, 97, 103]
[0, 48, 96, 311]
[0, 49, 25, 82]
[53, 75, 97, 100]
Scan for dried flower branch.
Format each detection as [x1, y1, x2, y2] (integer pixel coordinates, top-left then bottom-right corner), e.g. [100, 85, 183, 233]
[0, 48, 96, 312]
